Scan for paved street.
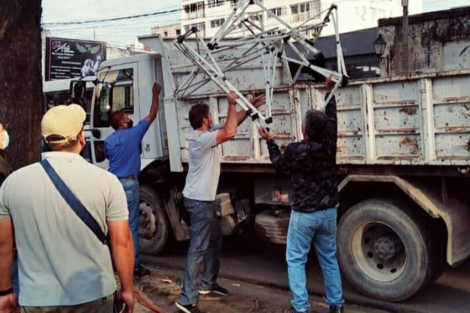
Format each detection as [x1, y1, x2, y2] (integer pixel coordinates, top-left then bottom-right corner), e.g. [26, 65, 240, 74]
[134, 267, 390, 313]
[142, 232, 470, 313]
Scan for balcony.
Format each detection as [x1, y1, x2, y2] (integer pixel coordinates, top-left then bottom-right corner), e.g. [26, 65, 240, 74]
[291, 11, 316, 23]
[183, 2, 205, 21]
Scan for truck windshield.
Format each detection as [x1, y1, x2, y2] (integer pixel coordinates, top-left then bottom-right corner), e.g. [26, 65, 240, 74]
[93, 68, 134, 128]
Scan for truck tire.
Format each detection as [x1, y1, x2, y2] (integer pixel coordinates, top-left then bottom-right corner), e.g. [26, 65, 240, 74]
[337, 198, 443, 302]
[255, 209, 290, 244]
[139, 184, 169, 255]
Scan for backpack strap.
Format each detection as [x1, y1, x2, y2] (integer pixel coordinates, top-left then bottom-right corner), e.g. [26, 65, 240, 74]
[40, 159, 108, 245]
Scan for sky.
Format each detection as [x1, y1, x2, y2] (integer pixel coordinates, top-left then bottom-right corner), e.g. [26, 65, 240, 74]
[42, 0, 470, 47]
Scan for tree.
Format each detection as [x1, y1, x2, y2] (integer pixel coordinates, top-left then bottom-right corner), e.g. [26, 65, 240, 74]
[0, 0, 43, 170]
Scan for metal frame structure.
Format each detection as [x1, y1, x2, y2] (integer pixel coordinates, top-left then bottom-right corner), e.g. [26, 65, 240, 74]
[174, 0, 348, 126]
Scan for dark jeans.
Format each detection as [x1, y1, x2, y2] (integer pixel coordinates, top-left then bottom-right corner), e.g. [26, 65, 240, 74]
[119, 177, 140, 267]
[20, 293, 115, 313]
[12, 257, 19, 294]
[177, 198, 223, 305]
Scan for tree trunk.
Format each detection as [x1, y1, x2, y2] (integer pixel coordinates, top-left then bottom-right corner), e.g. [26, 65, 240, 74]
[0, 0, 42, 170]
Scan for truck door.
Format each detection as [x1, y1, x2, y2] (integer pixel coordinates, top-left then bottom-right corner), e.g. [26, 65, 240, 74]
[89, 65, 139, 170]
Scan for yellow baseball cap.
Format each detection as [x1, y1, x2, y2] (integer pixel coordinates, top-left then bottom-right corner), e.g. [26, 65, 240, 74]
[42, 104, 86, 144]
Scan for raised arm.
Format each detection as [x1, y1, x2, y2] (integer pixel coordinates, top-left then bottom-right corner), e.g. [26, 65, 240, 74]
[258, 127, 300, 174]
[144, 83, 162, 125]
[324, 75, 338, 155]
[216, 91, 239, 145]
[235, 93, 266, 126]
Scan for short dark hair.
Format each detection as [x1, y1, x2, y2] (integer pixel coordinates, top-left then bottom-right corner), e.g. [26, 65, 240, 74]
[189, 103, 210, 129]
[304, 109, 328, 142]
[110, 111, 126, 130]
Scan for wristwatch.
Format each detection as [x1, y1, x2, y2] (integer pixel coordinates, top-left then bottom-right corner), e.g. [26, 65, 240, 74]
[0, 287, 13, 296]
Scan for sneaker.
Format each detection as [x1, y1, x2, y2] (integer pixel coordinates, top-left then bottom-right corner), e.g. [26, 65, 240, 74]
[199, 283, 229, 296]
[329, 306, 344, 313]
[134, 265, 150, 278]
[282, 307, 306, 313]
[176, 301, 203, 313]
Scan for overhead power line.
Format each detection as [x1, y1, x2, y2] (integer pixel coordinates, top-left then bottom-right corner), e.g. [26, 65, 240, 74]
[42, 7, 181, 26]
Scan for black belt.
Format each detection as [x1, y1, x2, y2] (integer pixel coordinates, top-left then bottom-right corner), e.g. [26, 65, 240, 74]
[119, 175, 137, 180]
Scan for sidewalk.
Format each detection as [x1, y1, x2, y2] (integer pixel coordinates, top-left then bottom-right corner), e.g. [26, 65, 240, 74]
[133, 266, 391, 313]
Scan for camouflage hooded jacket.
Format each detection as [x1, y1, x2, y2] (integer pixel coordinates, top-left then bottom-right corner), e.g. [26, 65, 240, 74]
[266, 94, 338, 212]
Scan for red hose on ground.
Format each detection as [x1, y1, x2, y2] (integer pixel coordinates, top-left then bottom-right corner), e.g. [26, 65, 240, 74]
[133, 291, 169, 313]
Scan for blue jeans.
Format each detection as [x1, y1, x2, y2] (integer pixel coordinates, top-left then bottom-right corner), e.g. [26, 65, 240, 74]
[119, 177, 140, 267]
[178, 198, 223, 305]
[287, 209, 344, 312]
[12, 257, 19, 294]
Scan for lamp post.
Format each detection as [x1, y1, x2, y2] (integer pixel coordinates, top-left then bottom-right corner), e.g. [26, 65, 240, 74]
[374, 34, 387, 56]
[374, 34, 387, 76]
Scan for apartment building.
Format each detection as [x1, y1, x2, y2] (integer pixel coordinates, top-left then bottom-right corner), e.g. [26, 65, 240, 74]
[180, 0, 423, 38]
[151, 23, 183, 38]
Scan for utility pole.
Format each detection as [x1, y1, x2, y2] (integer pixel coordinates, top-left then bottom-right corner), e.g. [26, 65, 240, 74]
[93, 28, 96, 40]
[402, 0, 409, 75]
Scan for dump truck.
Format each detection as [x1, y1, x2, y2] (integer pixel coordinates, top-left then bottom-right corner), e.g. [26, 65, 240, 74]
[82, 35, 470, 302]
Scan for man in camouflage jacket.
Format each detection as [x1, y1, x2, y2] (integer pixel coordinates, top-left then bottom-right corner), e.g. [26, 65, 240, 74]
[259, 76, 345, 313]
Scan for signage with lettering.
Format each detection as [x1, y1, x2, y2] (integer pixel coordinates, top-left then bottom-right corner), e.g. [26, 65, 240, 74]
[45, 37, 107, 81]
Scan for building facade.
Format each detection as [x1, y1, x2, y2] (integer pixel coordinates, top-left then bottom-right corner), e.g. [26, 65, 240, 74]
[180, 0, 422, 38]
[151, 23, 183, 38]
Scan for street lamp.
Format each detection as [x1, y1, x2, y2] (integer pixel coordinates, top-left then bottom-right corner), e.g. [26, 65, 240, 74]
[374, 34, 387, 56]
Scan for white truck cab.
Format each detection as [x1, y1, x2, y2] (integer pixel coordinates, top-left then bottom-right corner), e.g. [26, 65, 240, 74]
[89, 54, 168, 170]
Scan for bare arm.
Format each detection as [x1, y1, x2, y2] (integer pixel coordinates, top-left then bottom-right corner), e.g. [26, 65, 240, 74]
[0, 218, 18, 313]
[108, 220, 135, 312]
[216, 91, 239, 145]
[235, 94, 266, 126]
[144, 83, 162, 125]
[0, 219, 13, 291]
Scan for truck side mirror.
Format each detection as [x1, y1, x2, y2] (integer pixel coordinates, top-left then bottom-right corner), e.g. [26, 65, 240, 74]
[92, 129, 101, 139]
[69, 81, 86, 99]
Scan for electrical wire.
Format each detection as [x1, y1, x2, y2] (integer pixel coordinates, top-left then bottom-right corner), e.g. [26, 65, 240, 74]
[42, 0, 423, 46]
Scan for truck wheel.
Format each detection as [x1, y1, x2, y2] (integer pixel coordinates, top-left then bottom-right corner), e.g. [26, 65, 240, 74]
[337, 198, 442, 302]
[255, 209, 290, 244]
[139, 184, 169, 255]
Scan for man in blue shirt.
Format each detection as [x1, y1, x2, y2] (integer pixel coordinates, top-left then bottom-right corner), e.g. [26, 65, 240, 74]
[105, 82, 161, 278]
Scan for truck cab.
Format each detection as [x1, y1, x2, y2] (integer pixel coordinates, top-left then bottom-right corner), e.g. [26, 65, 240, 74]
[89, 54, 168, 170]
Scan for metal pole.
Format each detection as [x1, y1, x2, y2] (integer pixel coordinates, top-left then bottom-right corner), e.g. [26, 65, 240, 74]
[402, 0, 409, 76]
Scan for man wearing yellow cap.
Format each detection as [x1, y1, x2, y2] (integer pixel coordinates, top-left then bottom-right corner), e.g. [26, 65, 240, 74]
[0, 104, 135, 313]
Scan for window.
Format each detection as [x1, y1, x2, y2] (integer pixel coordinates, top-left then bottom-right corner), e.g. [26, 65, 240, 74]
[184, 22, 206, 36]
[176, 29, 181, 35]
[371, 7, 377, 20]
[164, 31, 168, 37]
[44, 91, 69, 112]
[291, 5, 298, 14]
[210, 18, 225, 28]
[208, 0, 224, 8]
[183, 2, 205, 20]
[94, 68, 134, 128]
[270, 7, 285, 17]
[290, 1, 320, 23]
